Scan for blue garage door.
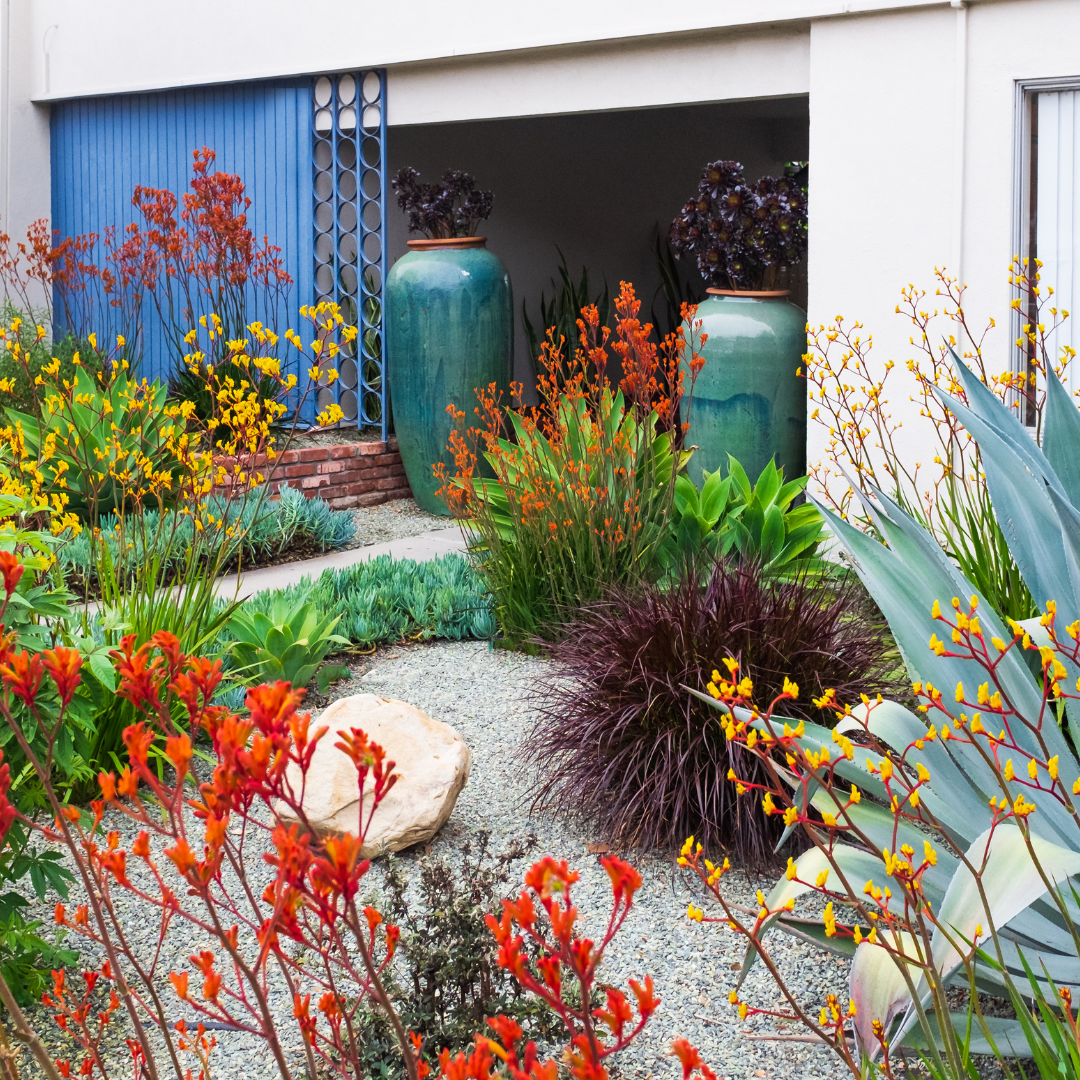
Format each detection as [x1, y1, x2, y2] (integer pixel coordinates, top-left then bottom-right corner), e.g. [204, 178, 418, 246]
[50, 72, 386, 433]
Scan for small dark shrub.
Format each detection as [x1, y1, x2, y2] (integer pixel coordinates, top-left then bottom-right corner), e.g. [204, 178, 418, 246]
[391, 168, 493, 239]
[353, 833, 560, 1077]
[527, 560, 907, 865]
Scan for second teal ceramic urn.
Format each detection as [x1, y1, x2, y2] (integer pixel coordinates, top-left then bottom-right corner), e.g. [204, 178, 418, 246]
[683, 289, 807, 486]
[386, 237, 513, 515]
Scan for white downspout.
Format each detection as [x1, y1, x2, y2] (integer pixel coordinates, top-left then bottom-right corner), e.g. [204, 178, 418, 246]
[0, 0, 10, 228]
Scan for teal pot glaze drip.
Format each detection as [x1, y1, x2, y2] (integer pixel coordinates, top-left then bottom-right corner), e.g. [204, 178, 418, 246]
[386, 238, 513, 515]
[682, 290, 807, 486]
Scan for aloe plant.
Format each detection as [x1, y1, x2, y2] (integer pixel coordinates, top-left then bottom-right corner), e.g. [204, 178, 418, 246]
[655, 456, 824, 579]
[709, 354, 1080, 1067]
[223, 594, 349, 689]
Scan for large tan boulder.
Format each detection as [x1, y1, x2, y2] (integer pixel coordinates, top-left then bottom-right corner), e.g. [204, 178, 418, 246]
[279, 694, 470, 857]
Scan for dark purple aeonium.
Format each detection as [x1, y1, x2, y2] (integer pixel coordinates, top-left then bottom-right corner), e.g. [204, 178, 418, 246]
[391, 167, 494, 240]
[670, 160, 807, 291]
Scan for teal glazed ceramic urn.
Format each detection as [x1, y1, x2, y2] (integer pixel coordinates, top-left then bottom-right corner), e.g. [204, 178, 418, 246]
[683, 288, 807, 486]
[386, 237, 513, 515]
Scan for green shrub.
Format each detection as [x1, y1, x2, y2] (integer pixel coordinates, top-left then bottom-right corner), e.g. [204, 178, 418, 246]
[5, 363, 179, 521]
[0, 498, 114, 803]
[0, 499, 129, 1001]
[438, 282, 705, 645]
[655, 456, 825, 582]
[0, 302, 105, 419]
[0, 299, 360, 779]
[0, 886, 78, 1004]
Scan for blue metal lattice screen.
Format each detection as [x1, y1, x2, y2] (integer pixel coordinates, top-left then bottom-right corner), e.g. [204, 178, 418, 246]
[311, 71, 388, 439]
[50, 80, 314, 389]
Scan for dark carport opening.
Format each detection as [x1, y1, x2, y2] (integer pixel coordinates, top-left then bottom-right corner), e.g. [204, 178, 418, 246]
[387, 94, 810, 390]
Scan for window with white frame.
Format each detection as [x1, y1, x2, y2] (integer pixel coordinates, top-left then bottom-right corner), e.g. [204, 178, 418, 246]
[1023, 83, 1080, 419]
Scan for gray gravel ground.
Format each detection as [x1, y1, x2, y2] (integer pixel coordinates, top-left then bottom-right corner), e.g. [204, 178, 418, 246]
[354, 642, 851, 1080]
[343, 498, 448, 550]
[18, 641, 852, 1080]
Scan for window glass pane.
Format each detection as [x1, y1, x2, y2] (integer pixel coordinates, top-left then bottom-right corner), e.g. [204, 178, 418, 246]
[1035, 90, 1080, 395]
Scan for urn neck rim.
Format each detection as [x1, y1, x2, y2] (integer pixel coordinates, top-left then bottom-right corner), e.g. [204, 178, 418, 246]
[406, 236, 487, 251]
[705, 287, 791, 298]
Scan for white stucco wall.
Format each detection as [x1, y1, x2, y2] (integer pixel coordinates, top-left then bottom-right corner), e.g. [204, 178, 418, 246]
[0, 0, 51, 302]
[962, 0, 1080, 361]
[805, 0, 1080, 491]
[805, 4, 961, 481]
[26, 1, 939, 102]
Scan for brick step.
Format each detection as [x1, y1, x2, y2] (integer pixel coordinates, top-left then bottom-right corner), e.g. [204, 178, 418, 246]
[212, 436, 415, 510]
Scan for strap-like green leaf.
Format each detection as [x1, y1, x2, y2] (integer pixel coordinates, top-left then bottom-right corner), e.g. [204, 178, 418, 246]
[726, 455, 752, 503]
[899, 1011, 1032, 1059]
[935, 371, 1073, 622]
[758, 504, 785, 564]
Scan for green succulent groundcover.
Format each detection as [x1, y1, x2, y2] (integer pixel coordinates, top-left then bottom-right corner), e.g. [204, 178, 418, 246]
[219, 551, 496, 656]
[59, 486, 357, 593]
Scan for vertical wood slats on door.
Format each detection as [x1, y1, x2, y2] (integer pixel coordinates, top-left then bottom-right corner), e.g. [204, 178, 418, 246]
[50, 80, 313, 387]
[1036, 90, 1080, 396]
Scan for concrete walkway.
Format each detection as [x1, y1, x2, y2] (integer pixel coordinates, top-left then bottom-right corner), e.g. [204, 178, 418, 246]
[217, 526, 469, 599]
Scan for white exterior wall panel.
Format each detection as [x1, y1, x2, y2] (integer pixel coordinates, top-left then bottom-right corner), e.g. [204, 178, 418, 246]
[804, 0, 1080, 493]
[805, 5, 961, 479]
[6, 0, 1080, 481]
[28, 1, 946, 103]
[385, 26, 809, 127]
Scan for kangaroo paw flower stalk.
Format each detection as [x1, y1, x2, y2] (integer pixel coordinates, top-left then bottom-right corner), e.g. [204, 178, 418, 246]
[434, 282, 706, 644]
[678, 581, 1080, 1078]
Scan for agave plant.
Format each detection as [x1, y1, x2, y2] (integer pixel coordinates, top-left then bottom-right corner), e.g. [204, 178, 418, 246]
[654, 456, 824, 581]
[688, 355, 1080, 1070]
